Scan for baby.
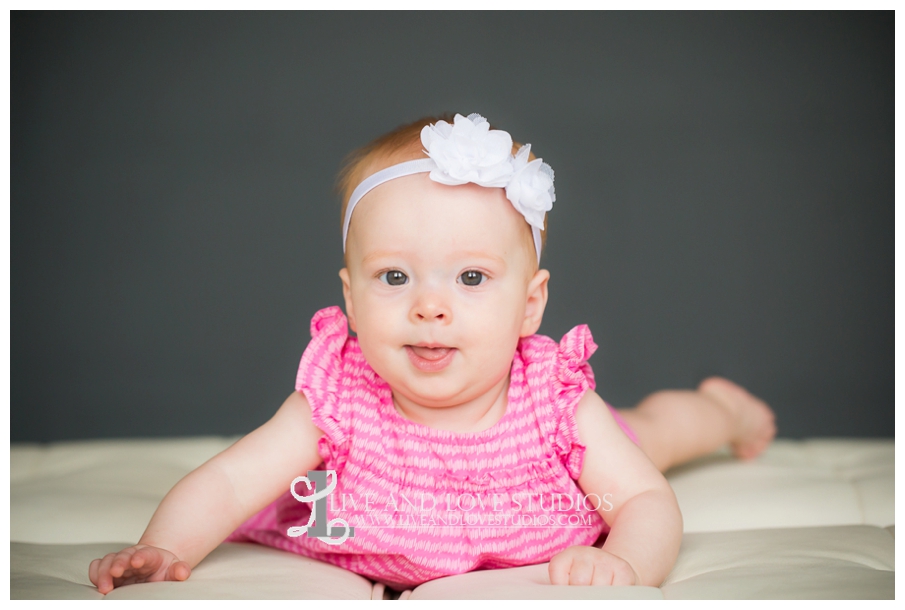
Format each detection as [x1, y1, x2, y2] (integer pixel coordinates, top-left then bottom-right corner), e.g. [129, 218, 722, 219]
[89, 113, 776, 593]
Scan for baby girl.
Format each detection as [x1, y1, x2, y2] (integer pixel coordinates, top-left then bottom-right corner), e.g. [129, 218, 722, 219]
[89, 113, 776, 593]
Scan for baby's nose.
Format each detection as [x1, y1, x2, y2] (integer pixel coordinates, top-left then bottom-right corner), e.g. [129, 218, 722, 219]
[410, 286, 451, 322]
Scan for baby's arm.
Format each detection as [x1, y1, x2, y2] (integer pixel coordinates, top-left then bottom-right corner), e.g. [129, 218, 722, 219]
[89, 391, 323, 594]
[548, 390, 682, 587]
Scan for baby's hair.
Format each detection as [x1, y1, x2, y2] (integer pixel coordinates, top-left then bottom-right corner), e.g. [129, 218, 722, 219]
[336, 114, 549, 263]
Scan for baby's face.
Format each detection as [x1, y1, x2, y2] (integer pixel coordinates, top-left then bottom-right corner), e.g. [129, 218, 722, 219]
[341, 173, 548, 411]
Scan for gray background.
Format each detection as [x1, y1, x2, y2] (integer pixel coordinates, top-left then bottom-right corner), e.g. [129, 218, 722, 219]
[12, 12, 893, 442]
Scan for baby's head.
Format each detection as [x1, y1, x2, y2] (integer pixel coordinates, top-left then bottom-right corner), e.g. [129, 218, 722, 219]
[336, 114, 555, 412]
[338, 114, 550, 270]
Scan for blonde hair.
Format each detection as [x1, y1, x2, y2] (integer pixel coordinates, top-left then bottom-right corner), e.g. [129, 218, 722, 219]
[336, 114, 549, 262]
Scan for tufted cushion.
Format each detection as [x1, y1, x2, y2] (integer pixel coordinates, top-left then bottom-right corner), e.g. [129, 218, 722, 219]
[10, 437, 894, 599]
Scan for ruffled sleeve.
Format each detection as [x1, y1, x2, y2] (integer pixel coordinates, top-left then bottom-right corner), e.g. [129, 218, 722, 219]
[295, 306, 352, 471]
[550, 325, 598, 479]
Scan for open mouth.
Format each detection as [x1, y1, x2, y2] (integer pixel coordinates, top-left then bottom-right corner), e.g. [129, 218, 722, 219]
[405, 345, 457, 372]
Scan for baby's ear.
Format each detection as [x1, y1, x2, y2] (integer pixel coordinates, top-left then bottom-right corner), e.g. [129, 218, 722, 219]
[520, 269, 550, 337]
[339, 268, 357, 332]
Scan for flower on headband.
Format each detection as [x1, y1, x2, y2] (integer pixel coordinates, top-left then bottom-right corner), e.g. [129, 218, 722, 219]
[505, 144, 555, 230]
[421, 113, 514, 187]
[418, 112, 556, 234]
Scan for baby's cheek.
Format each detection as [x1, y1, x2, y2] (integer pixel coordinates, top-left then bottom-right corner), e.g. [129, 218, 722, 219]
[354, 334, 389, 375]
[471, 327, 521, 373]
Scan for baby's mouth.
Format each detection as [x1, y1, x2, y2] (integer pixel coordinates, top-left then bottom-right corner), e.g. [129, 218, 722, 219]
[407, 345, 453, 360]
[405, 345, 457, 371]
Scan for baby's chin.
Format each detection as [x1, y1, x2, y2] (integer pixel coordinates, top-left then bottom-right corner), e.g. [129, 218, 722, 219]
[391, 374, 508, 410]
[392, 383, 479, 410]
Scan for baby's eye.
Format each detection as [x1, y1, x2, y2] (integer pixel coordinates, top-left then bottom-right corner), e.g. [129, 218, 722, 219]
[379, 270, 408, 286]
[459, 270, 486, 286]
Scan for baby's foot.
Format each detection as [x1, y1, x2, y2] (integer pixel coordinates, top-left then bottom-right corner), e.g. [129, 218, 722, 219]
[698, 377, 777, 460]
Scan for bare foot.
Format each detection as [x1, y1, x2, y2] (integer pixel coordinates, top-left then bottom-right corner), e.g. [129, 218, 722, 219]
[698, 377, 777, 460]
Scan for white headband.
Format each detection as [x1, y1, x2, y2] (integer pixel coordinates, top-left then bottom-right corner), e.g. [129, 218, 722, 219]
[342, 113, 555, 264]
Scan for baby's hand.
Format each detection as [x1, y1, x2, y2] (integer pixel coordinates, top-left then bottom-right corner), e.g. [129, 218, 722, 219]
[89, 544, 191, 594]
[549, 545, 640, 586]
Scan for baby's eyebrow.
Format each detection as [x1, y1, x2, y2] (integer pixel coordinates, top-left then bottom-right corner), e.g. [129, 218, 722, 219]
[361, 250, 408, 265]
[360, 250, 508, 268]
[451, 251, 508, 268]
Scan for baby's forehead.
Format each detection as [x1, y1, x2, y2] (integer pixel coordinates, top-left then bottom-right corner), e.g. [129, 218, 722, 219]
[348, 174, 536, 264]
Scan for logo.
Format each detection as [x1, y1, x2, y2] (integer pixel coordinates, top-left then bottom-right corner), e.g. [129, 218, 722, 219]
[286, 470, 355, 545]
[286, 470, 614, 541]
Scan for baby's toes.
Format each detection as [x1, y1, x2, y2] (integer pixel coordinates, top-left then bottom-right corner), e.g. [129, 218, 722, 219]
[735, 418, 776, 459]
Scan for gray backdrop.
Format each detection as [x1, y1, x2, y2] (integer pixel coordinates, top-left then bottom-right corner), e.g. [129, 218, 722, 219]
[12, 12, 893, 442]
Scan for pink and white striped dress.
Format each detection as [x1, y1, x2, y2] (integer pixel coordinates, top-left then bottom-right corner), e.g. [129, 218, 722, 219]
[227, 306, 637, 590]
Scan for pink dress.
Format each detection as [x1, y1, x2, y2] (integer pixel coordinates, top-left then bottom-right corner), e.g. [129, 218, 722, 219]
[228, 306, 638, 590]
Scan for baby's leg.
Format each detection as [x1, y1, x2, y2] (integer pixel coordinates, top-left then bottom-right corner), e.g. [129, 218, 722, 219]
[616, 377, 776, 472]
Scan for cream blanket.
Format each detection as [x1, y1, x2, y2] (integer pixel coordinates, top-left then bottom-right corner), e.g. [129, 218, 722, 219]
[11, 438, 894, 599]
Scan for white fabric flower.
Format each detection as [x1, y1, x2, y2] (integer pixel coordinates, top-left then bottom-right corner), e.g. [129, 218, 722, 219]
[505, 144, 555, 230]
[421, 113, 514, 187]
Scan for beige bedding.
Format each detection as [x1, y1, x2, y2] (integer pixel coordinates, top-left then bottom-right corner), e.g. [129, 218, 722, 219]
[10, 437, 894, 599]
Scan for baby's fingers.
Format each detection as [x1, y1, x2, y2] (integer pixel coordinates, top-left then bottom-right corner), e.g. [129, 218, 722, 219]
[167, 560, 192, 582]
[607, 561, 637, 586]
[129, 546, 162, 572]
[88, 558, 100, 586]
[549, 550, 591, 585]
[548, 552, 571, 585]
[93, 553, 120, 594]
[90, 546, 162, 594]
[109, 548, 141, 578]
[589, 556, 637, 586]
[549, 547, 638, 587]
